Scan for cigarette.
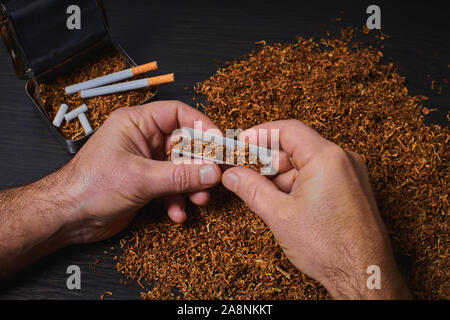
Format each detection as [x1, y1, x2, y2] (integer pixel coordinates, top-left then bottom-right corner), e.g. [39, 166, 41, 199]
[65, 104, 88, 122]
[65, 61, 158, 94]
[78, 112, 93, 135]
[52, 103, 69, 127]
[80, 73, 175, 99]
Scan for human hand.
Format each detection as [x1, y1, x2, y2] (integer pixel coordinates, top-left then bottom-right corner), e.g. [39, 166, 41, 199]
[55, 101, 221, 244]
[221, 120, 411, 299]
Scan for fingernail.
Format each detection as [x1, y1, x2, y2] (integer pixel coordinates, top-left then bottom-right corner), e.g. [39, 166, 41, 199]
[200, 165, 218, 185]
[223, 172, 239, 191]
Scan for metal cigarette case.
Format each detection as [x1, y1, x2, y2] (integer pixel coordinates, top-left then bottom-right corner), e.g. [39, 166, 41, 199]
[0, 0, 157, 153]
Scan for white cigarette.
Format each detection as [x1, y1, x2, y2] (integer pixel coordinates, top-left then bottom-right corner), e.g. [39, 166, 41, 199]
[65, 104, 88, 122]
[52, 103, 69, 127]
[65, 61, 158, 94]
[80, 73, 175, 98]
[78, 112, 93, 135]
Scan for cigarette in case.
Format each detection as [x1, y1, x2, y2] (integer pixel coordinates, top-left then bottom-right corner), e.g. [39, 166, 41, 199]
[170, 127, 278, 175]
[78, 113, 93, 135]
[65, 104, 88, 122]
[65, 61, 158, 94]
[52, 103, 69, 127]
[80, 73, 175, 98]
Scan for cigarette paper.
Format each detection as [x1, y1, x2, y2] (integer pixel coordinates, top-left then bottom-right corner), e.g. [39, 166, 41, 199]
[65, 104, 88, 122]
[78, 112, 93, 135]
[52, 103, 69, 127]
[172, 127, 277, 175]
[80, 73, 175, 98]
[65, 61, 158, 94]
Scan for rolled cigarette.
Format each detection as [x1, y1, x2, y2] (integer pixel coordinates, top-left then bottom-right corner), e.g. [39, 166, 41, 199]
[78, 112, 93, 135]
[80, 73, 175, 99]
[52, 103, 69, 127]
[65, 104, 88, 122]
[65, 61, 158, 94]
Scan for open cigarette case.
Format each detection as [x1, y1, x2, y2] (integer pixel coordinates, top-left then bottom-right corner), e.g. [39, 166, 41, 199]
[0, 0, 158, 153]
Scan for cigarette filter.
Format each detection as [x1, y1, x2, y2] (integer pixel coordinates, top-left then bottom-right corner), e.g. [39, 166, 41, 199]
[52, 103, 69, 127]
[65, 61, 158, 94]
[65, 104, 88, 122]
[78, 112, 93, 135]
[80, 73, 174, 99]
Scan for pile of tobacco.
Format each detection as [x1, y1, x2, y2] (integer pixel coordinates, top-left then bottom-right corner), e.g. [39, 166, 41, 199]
[116, 28, 449, 299]
[35, 53, 156, 140]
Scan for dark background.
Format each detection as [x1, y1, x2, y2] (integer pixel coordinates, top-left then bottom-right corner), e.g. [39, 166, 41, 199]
[0, 0, 448, 299]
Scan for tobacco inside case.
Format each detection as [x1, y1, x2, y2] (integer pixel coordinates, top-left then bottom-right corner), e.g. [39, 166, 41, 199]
[117, 28, 449, 300]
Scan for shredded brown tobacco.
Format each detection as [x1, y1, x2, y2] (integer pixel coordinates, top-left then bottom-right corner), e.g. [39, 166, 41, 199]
[35, 53, 156, 140]
[117, 28, 449, 299]
[167, 137, 262, 171]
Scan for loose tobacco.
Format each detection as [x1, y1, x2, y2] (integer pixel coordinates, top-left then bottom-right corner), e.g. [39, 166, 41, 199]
[117, 28, 449, 300]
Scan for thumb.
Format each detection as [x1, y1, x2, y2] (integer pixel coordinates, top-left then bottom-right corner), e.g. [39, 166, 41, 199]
[144, 159, 221, 198]
[222, 167, 288, 224]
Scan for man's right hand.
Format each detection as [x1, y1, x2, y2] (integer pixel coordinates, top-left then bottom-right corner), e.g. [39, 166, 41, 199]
[222, 120, 411, 299]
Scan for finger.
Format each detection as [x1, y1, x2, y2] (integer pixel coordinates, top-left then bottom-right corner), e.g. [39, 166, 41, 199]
[272, 168, 297, 193]
[146, 100, 219, 134]
[273, 150, 293, 174]
[222, 167, 290, 225]
[188, 191, 210, 206]
[261, 150, 292, 178]
[238, 130, 292, 175]
[119, 101, 220, 160]
[143, 159, 221, 198]
[239, 120, 334, 169]
[162, 195, 187, 224]
[136, 100, 220, 146]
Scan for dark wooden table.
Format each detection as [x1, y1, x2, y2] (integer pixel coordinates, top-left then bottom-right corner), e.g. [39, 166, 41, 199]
[0, 0, 448, 299]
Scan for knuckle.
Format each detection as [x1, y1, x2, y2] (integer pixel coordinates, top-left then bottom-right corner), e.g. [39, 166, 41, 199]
[286, 119, 301, 125]
[287, 119, 304, 128]
[319, 144, 347, 163]
[171, 164, 194, 191]
[327, 144, 347, 159]
[109, 107, 129, 121]
[317, 144, 361, 171]
[244, 184, 260, 209]
[347, 151, 366, 166]
[159, 100, 189, 112]
[168, 100, 186, 107]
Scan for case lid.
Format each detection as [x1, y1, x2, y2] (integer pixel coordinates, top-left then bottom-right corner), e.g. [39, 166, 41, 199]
[0, 0, 109, 79]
